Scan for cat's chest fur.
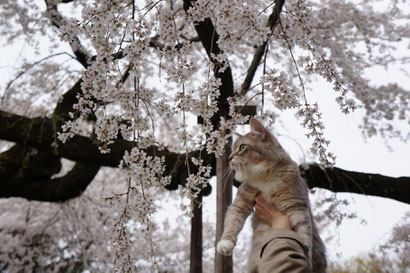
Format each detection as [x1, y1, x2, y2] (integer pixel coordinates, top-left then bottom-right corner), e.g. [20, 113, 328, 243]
[247, 176, 282, 196]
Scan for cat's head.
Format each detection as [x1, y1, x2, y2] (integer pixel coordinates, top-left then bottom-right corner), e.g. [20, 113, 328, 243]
[229, 118, 290, 182]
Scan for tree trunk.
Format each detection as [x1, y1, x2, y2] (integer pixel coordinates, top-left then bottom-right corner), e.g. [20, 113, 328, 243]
[215, 137, 233, 273]
[190, 194, 203, 273]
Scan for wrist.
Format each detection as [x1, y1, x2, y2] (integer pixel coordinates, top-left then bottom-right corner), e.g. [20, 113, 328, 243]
[270, 215, 292, 230]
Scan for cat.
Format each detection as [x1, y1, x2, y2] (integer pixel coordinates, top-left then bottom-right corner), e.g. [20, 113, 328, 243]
[216, 118, 327, 273]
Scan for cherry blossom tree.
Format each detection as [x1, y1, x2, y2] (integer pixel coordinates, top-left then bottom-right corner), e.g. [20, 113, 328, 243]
[329, 212, 410, 273]
[0, 0, 409, 272]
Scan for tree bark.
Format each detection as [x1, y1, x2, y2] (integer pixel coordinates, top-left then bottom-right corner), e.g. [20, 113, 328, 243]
[300, 164, 410, 205]
[0, 144, 100, 202]
[215, 137, 233, 273]
[190, 194, 203, 273]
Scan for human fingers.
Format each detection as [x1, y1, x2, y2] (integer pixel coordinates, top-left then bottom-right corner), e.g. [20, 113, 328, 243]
[255, 194, 280, 215]
[254, 200, 267, 215]
[255, 194, 269, 207]
[254, 202, 272, 225]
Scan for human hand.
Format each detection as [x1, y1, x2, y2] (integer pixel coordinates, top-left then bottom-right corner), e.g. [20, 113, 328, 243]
[254, 194, 292, 230]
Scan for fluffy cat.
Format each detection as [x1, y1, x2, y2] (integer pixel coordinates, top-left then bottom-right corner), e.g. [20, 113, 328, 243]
[216, 118, 327, 273]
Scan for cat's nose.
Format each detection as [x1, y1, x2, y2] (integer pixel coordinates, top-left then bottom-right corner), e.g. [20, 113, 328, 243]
[228, 154, 234, 161]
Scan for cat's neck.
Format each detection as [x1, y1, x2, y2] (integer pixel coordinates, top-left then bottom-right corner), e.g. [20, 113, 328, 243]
[247, 175, 282, 193]
[241, 160, 296, 186]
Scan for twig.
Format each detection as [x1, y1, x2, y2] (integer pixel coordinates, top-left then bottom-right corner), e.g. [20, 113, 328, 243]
[1, 52, 75, 104]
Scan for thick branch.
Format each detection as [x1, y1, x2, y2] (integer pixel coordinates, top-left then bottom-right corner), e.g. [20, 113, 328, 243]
[0, 161, 100, 202]
[230, 164, 410, 204]
[53, 78, 82, 121]
[0, 110, 146, 166]
[240, 0, 285, 94]
[183, 0, 234, 126]
[300, 164, 410, 205]
[0, 144, 100, 202]
[45, 0, 90, 67]
[0, 144, 61, 182]
[0, 110, 214, 193]
[0, 110, 408, 203]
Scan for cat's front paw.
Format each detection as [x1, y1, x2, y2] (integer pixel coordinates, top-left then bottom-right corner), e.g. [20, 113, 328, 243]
[217, 239, 235, 256]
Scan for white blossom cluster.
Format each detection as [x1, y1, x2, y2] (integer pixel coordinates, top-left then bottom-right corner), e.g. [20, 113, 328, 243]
[281, 0, 356, 115]
[282, 0, 409, 139]
[120, 148, 170, 189]
[261, 70, 301, 110]
[194, 77, 222, 120]
[186, 0, 272, 51]
[178, 156, 212, 217]
[163, 44, 198, 84]
[297, 103, 336, 167]
[259, 67, 336, 166]
[94, 109, 120, 153]
[56, 0, 153, 149]
[110, 147, 170, 271]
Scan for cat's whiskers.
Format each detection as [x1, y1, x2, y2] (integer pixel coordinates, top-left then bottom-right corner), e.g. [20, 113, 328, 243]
[221, 166, 234, 191]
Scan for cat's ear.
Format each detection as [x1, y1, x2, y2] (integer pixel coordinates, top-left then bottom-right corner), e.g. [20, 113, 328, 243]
[250, 118, 267, 140]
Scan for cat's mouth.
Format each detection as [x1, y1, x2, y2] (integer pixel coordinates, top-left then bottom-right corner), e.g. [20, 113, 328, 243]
[230, 163, 246, 182]
[230, 164, 239, 173]
[229, 158, 241, 170]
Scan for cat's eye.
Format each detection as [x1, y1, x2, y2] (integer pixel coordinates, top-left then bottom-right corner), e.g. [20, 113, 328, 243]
[239, 144, 247, 151]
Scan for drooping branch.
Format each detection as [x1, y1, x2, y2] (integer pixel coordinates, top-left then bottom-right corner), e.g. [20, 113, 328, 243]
[181, 5, 236, 270]
[240, 0, 285, 94]
[300, 164, 410, 205]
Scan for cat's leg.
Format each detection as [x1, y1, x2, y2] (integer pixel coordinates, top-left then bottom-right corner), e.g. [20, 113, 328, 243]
[288, 210, 313, 267]
[311, 220, 327, 273]
[278, 169, 314, 266]
[217, 183, 259, 256]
